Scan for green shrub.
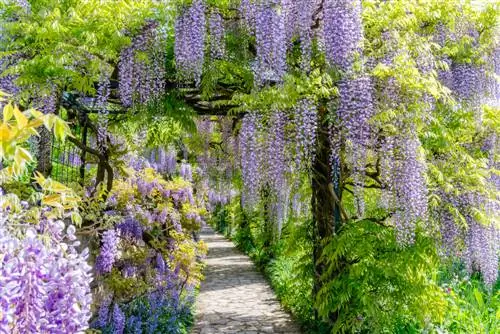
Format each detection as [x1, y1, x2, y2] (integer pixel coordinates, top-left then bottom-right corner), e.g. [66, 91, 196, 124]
[436, 266, 499, 333]
[316, 220, 446, 333]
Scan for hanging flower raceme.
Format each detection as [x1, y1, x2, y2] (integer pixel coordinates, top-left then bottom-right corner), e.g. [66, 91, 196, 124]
[296, 0, 314, 70]
[489, 47, 500, 108]
[379, 135, 395, 210]
[180, 162, 193, 181]
[254, 0, 287, 85]
[209, 9, 225, 59]
[294, 99, 318, 170]
[451, 63, 487, 109]
[112, 304, 125, 334]
[337, 75, 374, 216]
[465, 219, 499, 287]
[148, 147, 177, 175]
[323, 0, 363, 72]
[95, 229, 119, 274]
[281, 0, 297, 44]
[0, 56, 22, 105]
[392, 133, 428, 245]
[239, 112, 262, 209]
[265, 111, 289, 234]
[118, 47, 134, 107]
[239, 0, 255, 30]
[174, 0, 206, 86]
[196, 117, 213, 172]
[118, 21, 165, 107]
[439, 190, 499, 287]
[266, 111, 287, 194]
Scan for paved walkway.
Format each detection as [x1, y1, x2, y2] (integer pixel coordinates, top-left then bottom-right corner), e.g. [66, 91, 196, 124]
[192, 227, 302, 334]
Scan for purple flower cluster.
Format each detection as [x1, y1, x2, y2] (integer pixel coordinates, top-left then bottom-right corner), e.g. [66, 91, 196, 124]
[489, 47, 500, 108]
[239, 112, 262, 209]
[59, 151, 82, 167]
[254, 1, 287, 85]
[118, 47, 134, 107]
[338, 76, 374, 215]
[294, 99, 318, 170]
[180, 162, 193, 181]
[116, 217, 143, 241]
[323, 0, 363, 72]
[197, 117, 213, 172]
[282, 0, 297, 44]
[465, 220, 499, 287]
[36, 86, 58, 115]
[95, 229, 119, 274]
[136, 178, 155, 197]
[0, 228, 93, 333]
[239, 0, 255, 30]
[209, 9, 225, 59]
[96, 295, 112, 328]
[439, 190, 499, 287]
[118, 22, 165, 107]
[0, 58, 21, 102]
[174, 0, 206, 86]
[451, 63, 487, 109]
[112, 304, 125, 334]
[148, 147, 177, 175]
[266, 111, 287, 196]
[296, 0, 314, 70]
[207, 189, 231, 209]
[392, 134, 427, 245]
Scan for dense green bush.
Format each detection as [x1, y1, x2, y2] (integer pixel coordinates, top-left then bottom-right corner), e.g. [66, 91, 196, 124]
[316, 221, 446, 333]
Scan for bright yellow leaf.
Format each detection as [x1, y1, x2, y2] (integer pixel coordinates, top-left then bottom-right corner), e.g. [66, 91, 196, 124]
[13, 106, 28, 128]
[3, 103, 14, 123]
[0, 123, 11, 141]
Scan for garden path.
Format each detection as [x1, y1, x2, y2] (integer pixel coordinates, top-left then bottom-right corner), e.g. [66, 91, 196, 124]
[192, 226, 302, 334]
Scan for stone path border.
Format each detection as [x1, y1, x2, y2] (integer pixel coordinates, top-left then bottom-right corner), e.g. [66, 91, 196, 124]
[192, 226, 302, 334]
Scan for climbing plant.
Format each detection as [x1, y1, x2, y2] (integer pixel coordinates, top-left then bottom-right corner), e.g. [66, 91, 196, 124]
[0, 0, 499, 333]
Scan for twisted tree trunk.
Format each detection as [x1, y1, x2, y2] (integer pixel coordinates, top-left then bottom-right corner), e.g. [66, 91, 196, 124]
[311, 105, 343, 323]
[35, 128, 53, 177]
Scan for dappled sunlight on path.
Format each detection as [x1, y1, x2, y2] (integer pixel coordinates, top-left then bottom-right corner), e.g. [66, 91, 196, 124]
[192, 227, 302, 334]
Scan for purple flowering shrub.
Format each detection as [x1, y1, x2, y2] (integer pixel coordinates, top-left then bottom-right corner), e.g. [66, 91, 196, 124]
[0, 103, 93, 333]
[87, 166, 207, 332]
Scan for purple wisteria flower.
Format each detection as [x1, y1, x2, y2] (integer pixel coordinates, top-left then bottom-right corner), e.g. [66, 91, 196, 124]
[0, 228, 93, 333]
[180, 162, 193, 181]
[254, 1, 287, 85]
[239, 112, 262, 209]
[174, 0, 206, 86]
[116, 217, 143, 241]
[209, 9, 225, 59]
[95, 229, 119, 274]
[323, 0, 363, 72]
[294, 99, 318, 169]
[392, 133, 427, 245]
[338, 75, 375, 216]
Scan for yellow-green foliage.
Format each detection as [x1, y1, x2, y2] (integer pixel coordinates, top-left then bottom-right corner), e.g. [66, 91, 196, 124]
[316, 221, 446, 333]
[0, 101, 81, 225]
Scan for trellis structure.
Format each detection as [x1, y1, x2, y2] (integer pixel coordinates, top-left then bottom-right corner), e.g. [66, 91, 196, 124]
[50, 129, 97, 185]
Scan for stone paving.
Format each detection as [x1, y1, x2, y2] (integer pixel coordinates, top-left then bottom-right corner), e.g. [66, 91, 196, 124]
[192, 226, 302, 334]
